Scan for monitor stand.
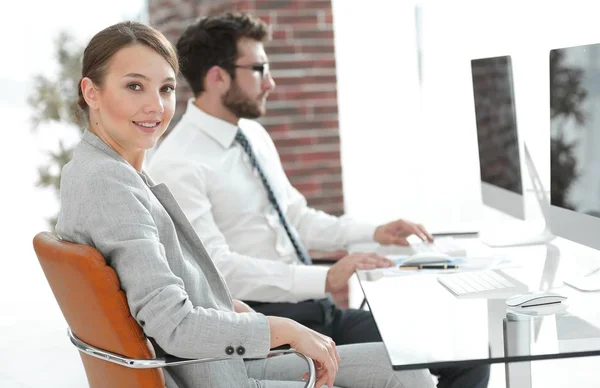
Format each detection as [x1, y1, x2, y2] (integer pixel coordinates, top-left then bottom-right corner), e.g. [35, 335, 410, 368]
[564, 267, 600, 292]
[564, 274, 600, 292]
[480, 143, 555, 248]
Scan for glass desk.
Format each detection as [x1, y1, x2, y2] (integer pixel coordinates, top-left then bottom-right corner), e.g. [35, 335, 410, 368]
[355, 241, 600, 387]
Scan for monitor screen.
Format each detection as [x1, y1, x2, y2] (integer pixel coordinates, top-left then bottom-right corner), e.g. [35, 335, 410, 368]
[550, 43, 600, 218]
[471, 55, 523, 196]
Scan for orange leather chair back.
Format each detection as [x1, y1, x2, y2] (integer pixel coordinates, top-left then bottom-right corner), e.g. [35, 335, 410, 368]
[33, 232, 165, 388]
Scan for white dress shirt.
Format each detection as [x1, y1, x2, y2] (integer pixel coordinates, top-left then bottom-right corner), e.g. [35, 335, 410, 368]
[147, 99, 377, 303]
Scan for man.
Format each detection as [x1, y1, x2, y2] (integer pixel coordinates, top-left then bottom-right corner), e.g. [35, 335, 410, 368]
[148, 13, 488, 388]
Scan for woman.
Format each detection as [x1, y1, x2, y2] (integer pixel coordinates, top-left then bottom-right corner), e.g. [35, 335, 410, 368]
[55, 21, 434, 388]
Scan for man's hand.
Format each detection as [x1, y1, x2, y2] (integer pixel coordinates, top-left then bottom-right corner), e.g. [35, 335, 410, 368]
[330, 284, 350, 309]
[233, 299, 255, 313]
[325, 253, 395, 294]
[373, 219, 433, 246]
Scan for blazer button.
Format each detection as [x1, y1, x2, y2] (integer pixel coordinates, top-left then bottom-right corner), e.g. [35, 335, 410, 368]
[225, 346, 235, 355]
[236, 346, 246, 356]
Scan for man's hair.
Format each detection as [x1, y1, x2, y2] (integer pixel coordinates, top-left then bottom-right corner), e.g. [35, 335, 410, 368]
[176, 12, 270, 96]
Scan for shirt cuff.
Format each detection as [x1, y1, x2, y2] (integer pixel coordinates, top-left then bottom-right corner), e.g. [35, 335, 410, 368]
[344, 223, 379, 244]
[290, 265, 329, 301]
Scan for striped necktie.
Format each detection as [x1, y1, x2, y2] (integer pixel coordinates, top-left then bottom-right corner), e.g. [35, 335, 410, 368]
[235, 129, 312, 265]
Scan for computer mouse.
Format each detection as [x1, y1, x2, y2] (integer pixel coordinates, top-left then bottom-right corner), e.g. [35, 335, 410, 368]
[506, 290, 567, 308]
[402, 252, 453, 266]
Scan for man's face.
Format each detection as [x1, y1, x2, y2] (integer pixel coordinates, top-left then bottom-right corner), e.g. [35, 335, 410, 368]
[222, 38, 275, 119]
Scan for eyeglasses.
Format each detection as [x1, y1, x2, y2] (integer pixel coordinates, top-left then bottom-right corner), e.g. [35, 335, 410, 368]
[233, 63, 270, 79]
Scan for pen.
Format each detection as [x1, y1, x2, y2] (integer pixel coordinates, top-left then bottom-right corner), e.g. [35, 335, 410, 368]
[399, 264, 459, 270]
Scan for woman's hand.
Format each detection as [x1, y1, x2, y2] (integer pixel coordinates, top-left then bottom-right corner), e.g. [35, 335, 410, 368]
[290, 323, 340, 388]
[268, 317, 340, 388]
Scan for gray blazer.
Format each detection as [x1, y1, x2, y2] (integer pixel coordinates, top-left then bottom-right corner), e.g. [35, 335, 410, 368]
[56, 130, 270, 388]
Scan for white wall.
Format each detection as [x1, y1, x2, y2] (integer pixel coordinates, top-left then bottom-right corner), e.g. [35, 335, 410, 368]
[332, 0, 600, 229]
[332, 0, 426, 225]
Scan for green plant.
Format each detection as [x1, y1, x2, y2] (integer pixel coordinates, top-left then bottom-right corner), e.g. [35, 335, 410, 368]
[27, 31, 85, 228]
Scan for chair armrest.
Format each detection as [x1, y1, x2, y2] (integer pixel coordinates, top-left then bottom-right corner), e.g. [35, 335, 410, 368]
[68, 329, 316, 387]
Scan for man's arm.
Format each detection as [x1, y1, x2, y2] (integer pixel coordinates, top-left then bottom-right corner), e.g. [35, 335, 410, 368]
[286, 185, 378, 251]
[287, 184, 434, 248]
[256, 129, 432, 250]
[255, 129, 377, 250]
[197, 209, 329, 302]
[149, 161, 329, 303]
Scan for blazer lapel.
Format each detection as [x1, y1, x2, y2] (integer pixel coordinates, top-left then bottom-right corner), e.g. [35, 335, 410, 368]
[147, 181, 232, 300]
[149, 183, 210, 257]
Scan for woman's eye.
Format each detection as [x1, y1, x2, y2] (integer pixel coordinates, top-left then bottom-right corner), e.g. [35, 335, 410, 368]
[127, 83, 142, 91]
[161, 85, 175, 93]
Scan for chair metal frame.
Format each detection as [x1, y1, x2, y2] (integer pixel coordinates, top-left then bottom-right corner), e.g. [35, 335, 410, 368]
[68, 329, 316, 387]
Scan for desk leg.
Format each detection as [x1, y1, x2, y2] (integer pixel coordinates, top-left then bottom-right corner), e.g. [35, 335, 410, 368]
[503, 316, 532, 388]
[505, 361, 532, 388]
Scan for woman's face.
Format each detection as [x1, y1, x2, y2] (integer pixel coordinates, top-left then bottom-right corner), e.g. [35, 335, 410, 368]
[84, 44, 176, 168]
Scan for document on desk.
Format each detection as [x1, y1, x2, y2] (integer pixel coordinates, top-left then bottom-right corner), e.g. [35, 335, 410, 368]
[359, 255, 515, 280]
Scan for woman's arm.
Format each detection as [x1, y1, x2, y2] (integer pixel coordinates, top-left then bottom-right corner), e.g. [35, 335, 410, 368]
[76, 166, 271, 360]
[231, 300, 340, 387]
[268, 316, 340, 388]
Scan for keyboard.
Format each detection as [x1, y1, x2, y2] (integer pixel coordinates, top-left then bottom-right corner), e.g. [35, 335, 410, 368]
[437, 269, 527, 298]
[411, 237, 467, 257]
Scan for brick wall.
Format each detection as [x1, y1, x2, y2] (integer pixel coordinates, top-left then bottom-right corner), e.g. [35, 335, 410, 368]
[148, 0, 344, 215]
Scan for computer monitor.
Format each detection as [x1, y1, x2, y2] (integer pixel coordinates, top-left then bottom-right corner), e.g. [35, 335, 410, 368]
[471, 55, 525, 220]
[549, 42, 600, 252]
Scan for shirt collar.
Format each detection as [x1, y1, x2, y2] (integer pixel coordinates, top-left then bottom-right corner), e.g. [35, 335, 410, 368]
[183, 98, 239, 149]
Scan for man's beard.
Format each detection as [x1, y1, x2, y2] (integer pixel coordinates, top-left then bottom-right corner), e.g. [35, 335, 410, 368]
[222, 81, 264, 119]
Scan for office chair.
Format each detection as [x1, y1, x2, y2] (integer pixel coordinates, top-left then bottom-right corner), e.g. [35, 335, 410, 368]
[32, 232, 316, 388]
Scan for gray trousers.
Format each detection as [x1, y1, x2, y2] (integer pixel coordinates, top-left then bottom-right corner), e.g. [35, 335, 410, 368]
[246, 342, 435, 388]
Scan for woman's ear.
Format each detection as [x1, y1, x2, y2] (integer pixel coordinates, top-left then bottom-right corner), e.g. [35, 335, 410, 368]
[81, 77, 100, 110]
